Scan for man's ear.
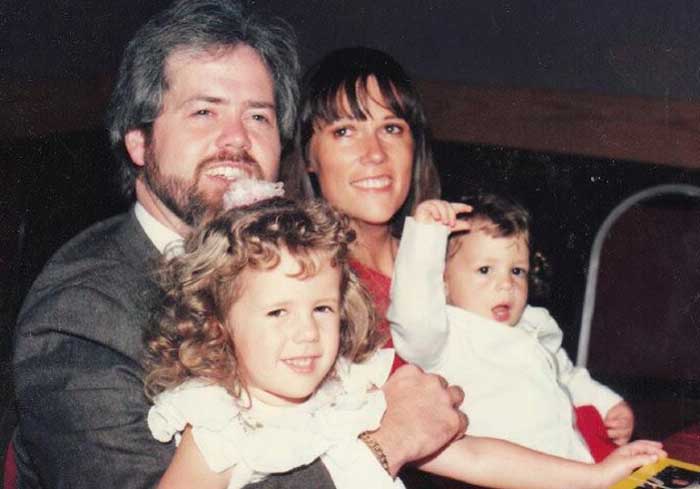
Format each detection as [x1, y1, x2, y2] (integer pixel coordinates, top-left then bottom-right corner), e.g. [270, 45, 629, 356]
[443, 278, 450, 302]
[124, 129, 147, 167]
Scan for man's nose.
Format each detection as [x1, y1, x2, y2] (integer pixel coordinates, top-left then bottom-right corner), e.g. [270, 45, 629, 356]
[216, 116, 251, 151]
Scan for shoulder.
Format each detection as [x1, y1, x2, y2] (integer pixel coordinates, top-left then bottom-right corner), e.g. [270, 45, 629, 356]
[148, 381, 238, 443]
[520, 305, 555, 323]
[37, 211, 155, 286]
[336, 349, 395, 391]
[15, 210, 160, 360]
[519, 306, 563, 340]
[20, 211, 157, 311]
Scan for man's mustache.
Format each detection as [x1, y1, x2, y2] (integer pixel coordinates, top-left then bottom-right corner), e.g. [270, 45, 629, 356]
[200, 150, 263, 178]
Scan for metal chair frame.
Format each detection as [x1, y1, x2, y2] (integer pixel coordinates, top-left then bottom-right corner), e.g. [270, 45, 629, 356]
[575, 183, 700, 367]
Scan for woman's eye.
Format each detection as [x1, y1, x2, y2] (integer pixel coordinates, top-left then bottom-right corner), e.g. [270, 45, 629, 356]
[314, 305, 334, 314]
[384, 123, 404, 134]
[267, 309, 286, 318]
[477, 266, 490, 274]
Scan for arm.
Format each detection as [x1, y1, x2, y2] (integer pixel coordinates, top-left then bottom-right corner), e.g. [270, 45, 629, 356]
[387, 217, 450, 369]
[371, 363, 469, 477]
[419, 435, 665, 489]
[532, 307, 633, 442]
[14, 285, 173, 489]
[158, 428, 231, 489]
[388, 201, 471, 369]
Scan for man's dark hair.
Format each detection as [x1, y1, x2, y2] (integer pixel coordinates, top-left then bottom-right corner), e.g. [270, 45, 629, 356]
[106, 0, 300, 200]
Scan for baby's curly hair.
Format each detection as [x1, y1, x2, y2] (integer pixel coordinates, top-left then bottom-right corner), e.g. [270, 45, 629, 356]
[144, 197, 384, 399]
[448, 192, 550, 298]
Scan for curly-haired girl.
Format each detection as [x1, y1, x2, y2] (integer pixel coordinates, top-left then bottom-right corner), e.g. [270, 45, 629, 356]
[145, 197, 664, 489]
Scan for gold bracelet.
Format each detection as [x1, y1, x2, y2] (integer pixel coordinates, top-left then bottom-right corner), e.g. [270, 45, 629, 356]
[359, 430, 392, 477]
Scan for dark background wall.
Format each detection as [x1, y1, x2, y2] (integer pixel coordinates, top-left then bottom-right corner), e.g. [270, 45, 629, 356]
[3, 1, 700, 99]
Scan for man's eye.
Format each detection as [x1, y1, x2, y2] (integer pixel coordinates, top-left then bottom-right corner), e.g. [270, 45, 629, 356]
[252, 113, 270, 123]
[193, 109, 211, 117]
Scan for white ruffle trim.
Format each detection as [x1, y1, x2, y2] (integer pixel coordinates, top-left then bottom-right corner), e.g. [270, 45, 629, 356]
[147, 349, 394, 488]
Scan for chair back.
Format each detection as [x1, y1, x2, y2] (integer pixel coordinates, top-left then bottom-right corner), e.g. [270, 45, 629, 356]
[576, 184, 700, 439]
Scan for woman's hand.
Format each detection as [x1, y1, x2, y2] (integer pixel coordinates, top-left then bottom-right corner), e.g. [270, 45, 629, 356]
[414, 199, 471, 230]
[605, 400, 635, 445]
[592, 440, 666, 489]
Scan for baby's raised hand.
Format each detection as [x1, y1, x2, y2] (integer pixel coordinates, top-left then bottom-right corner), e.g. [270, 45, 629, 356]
[593, 440, 666, 489]
[605, 401, 635, 445]
[414, 200, 471, 230]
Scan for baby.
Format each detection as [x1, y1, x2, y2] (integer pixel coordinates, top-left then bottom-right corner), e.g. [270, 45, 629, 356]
[388, 193, 634, 462]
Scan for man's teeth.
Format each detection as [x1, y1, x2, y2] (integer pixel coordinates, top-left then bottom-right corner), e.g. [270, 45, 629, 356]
[205, 166, 249, 179]
[285, 358, 313, 368]
[353, 177, 391, 189]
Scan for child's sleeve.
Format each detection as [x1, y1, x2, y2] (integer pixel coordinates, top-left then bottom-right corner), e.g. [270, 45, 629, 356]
[534, 307, 623, 416]
[387, 217, 450, 370]
[148, 380, 249, 475]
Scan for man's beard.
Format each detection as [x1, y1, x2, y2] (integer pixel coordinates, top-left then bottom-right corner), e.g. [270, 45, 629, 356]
[142, 143, 263, 227]
[142, 149, 213, 227]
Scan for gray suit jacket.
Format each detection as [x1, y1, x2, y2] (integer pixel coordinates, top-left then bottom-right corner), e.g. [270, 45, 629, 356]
[13, 209, 333, 489]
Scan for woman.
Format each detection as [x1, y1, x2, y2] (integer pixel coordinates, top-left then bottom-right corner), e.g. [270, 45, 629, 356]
[286, 46, 440, 371]
[285, 47, 622, 482]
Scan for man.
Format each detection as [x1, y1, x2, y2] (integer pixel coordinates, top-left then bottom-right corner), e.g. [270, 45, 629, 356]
[13, 1, 466, 488]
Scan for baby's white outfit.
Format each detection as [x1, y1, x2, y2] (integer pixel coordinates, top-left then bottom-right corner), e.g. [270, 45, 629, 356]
[388, 218, 623, 462]
[148, 349, 405, 489]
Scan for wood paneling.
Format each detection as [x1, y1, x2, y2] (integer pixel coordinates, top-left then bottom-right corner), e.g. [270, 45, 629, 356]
[4, 77, 700, 169]
[418, 80, 700, 169]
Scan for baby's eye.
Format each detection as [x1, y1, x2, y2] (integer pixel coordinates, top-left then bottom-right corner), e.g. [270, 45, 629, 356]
[267, 309, 286, 318]
[477, 266, 490, 274]
[512, 267, 528, 276]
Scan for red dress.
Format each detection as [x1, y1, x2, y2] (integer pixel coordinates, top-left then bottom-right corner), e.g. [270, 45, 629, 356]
[350, 259, 406, 373]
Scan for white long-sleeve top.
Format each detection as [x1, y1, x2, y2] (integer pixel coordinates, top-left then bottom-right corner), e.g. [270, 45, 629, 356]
[387, 218, 623, 462]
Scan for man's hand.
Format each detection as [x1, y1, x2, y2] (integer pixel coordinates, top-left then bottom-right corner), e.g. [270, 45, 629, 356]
[372, 364, 468, 477]
[604, 400, 635, 445]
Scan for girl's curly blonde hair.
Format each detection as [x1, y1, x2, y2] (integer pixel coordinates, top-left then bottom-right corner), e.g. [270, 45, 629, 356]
[144, 197, 384, 399]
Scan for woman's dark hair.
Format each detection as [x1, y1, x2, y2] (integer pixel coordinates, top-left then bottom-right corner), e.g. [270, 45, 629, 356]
[284, 46, 440, 236]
